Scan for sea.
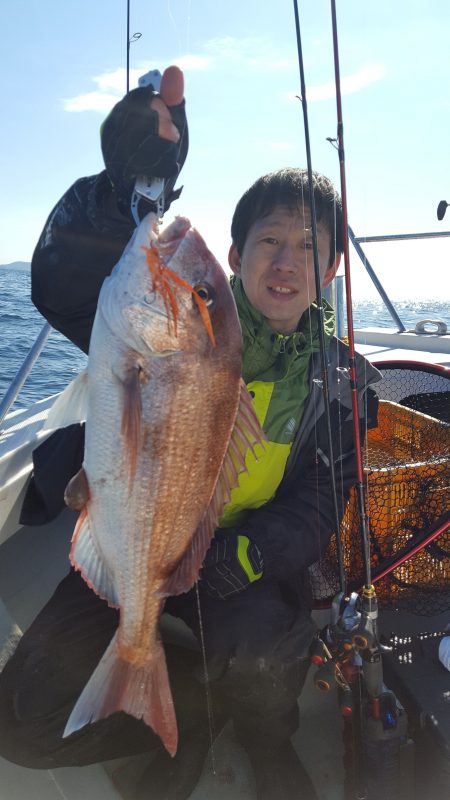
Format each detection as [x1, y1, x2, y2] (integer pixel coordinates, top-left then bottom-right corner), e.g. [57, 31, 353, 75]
[1, 266, 449, 412]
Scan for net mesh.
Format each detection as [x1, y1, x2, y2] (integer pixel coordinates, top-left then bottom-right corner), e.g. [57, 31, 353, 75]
[312, 362, 450, 615]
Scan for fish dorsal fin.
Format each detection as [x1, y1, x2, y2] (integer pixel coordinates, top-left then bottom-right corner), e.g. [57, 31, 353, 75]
[43, 370, 89, 430]
[158, 379, 266, 597]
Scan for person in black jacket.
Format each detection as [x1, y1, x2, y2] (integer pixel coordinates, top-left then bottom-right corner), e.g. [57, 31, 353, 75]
[0, 66, 379, 800]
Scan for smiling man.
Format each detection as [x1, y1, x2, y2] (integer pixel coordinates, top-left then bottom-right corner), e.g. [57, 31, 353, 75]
[228, 175, 341, 334]
[0, 70, 381, 800]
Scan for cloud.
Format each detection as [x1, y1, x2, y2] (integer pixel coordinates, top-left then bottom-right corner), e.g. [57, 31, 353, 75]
[62, 68, 126, 113]
[93, 69, 128, 93]
[62, 36, 294, 114]
[62, 56, 212, 113]
[174, 54, 211, 71]
[63, 92, 121, 113]
[204, 35, 295, 71]
[292, 63, 387, 103]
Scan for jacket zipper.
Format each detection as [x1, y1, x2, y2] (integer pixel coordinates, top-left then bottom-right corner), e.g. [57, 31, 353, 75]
[278, 336, 287, 353]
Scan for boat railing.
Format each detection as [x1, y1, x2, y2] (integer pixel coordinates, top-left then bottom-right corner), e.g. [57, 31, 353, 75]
[347, 228, 450, 334]
[0, 322, 52, 430]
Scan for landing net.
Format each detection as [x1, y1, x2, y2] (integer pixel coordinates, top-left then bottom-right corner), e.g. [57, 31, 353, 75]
[313, 362, 450, 615]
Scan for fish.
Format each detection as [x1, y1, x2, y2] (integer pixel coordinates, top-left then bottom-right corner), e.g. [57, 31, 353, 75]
[44, 212, 264, 756]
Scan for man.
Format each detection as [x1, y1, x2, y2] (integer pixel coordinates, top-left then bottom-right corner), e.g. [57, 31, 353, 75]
[0, 66, 379, 799]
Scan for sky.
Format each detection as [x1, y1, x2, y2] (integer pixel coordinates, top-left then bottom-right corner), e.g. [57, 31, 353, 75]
[1, 0, 449, 300]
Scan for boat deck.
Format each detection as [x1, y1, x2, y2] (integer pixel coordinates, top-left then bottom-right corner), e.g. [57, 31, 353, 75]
[0, 511, 344, 800]
[0, 509, 448, 799]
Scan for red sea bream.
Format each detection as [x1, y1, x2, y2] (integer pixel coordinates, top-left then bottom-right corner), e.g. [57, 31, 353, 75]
[45, 213, 263, 756]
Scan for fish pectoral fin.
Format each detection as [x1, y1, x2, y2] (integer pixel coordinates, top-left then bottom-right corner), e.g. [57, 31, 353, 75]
[208, 377, 267, 513]
[157, 508, 217, 597]
[70, 508, 119, 608]
[43, 370, 89, 431]
[119, 363, 143, 485]
[64, 466, 90, 511]
[158, 379, 266, 598]
[63, 633, 178, 757]
[227, 377, 267, 475]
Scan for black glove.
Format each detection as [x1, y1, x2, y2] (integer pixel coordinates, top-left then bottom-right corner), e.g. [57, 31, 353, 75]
[201, 533, 264, 599]
[101, 84, 188, 213]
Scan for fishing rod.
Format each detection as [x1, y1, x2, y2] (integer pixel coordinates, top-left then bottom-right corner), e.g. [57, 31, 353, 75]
[292, 2, 410, 798]
[292, 0, 347, 598]
[329, 2, 371, 590]
[291, 12, 374, 793]
[329, 3, 410, 798]
[126, 0, 130, 93]
[124, 0, 164, 222]
[126, 0, 142, 94]
[291, 6, 369, 792]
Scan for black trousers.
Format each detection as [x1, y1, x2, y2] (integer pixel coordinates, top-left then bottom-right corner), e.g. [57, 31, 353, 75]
[0, 569, 315, 769]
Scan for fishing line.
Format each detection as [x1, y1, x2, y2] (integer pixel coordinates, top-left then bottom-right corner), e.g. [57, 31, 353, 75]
[292, 0, 346, 595]
[194, 582, 218, 776]
[185, 0, 192, 54]
[327, 196, 347, 538]
[166, 0, 183, 58]
[296, 181, 326, 589]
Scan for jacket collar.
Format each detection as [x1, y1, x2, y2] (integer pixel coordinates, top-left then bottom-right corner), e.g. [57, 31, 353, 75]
[231, 277, 335, 384]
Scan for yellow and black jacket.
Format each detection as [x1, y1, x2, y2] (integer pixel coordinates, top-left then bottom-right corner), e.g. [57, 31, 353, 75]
[219, 276, 380, 594]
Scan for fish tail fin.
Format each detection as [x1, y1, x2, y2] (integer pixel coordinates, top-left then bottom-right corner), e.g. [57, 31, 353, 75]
[63, 633, 178, 756]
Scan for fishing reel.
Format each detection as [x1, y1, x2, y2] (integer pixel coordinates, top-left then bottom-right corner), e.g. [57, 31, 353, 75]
[310, 588, 411, 800]
[310, 589, 391, 715]
[310, 591, 362, 715]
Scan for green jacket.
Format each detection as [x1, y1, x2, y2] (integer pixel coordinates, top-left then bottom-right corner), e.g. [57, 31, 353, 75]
[220, 277, 335, 528]
[217, 278, 380, 602]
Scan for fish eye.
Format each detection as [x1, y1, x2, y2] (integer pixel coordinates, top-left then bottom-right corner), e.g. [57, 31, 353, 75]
[193, 283, 215, 307]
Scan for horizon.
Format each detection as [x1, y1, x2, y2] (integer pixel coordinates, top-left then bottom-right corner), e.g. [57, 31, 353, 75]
[1, 258, 449, 307]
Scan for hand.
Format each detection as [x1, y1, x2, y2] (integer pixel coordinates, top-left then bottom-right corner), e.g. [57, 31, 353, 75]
[101, 65, 188, 212]
[201, 534, 264, 599]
